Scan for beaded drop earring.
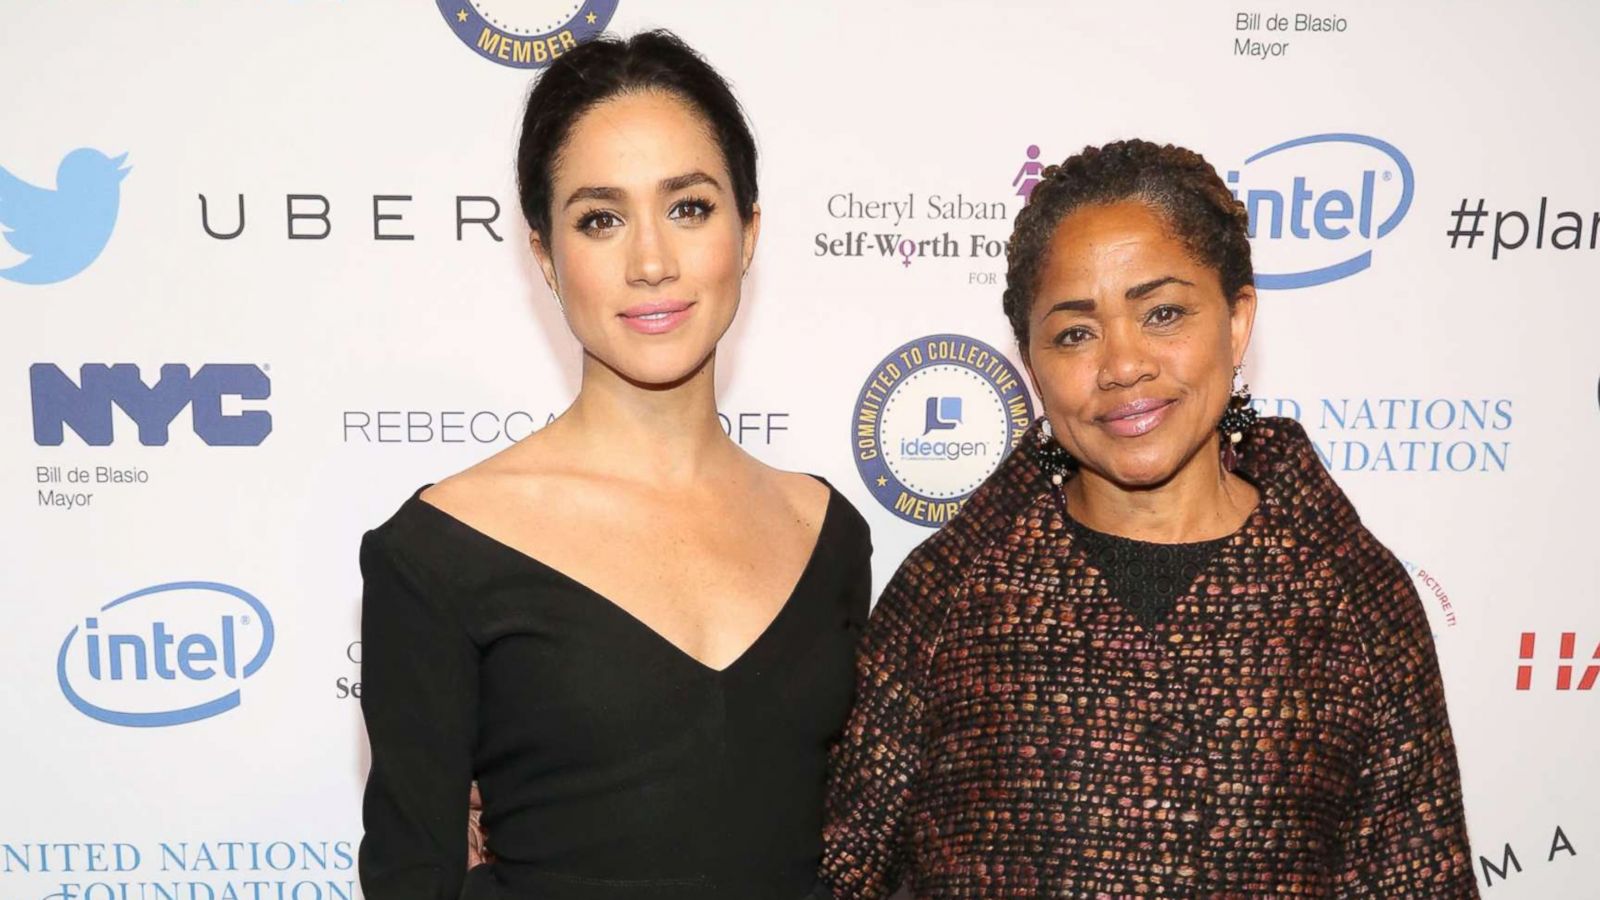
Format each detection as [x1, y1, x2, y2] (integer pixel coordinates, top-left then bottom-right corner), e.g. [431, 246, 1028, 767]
[1034, 417, 1078, 486]
[1217, 364, 1259, 471]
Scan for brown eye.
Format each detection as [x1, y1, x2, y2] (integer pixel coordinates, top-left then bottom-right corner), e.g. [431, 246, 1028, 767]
[1054, 326, 1094, 347]
[576, 210, 621, 234]
[668, 197, 716, 221]
[1146, 305, 1187, 327]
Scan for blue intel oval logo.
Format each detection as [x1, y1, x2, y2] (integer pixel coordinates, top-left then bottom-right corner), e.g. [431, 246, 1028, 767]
[1227, 133, 1414, 290]
[57, 582, 274, 727]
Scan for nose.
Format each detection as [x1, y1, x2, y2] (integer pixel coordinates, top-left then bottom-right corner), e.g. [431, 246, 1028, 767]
[1097, 321, 1158, 390]
[626, 216, 679, 287]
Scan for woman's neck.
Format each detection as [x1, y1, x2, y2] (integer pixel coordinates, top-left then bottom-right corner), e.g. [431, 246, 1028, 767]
[1064, 436, 1258, 543]
[548, 350, 739, 488]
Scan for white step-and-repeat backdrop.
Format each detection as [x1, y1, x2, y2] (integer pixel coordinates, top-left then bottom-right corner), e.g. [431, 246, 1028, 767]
[3, 1, 1596, 897]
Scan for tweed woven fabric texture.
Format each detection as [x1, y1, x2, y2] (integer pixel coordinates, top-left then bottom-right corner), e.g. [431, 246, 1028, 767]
[820, 418, 1477, 899]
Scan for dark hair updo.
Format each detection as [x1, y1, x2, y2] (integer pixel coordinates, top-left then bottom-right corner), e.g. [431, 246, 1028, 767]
[1002, 139, 1254, 348]
[515, 29, 759, 244]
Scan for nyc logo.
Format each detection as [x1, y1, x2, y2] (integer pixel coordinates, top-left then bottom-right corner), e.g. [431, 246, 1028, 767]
[31, 363, 273, 447]
[0, 148, 130, 285]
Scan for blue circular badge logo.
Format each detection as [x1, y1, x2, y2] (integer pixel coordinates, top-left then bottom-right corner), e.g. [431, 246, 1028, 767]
[435, 1, 619, 69]
[853, 334, 1034, 527]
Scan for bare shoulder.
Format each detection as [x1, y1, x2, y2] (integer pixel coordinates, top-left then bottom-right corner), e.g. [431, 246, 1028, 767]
[419, 436, 564, 524]
[752, 461, 833, 530]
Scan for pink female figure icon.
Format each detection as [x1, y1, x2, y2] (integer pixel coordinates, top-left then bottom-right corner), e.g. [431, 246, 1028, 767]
[1013, 144, 1044, 201]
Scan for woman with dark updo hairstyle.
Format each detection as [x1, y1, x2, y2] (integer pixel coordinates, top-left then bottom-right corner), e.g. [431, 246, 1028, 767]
[357, 30, 871, 900]
[819, 140, 1477, 898]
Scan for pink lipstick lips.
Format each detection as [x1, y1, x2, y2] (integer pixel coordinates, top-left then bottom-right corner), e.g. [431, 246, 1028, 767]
[618, 300, 694, 335]
[1098, 398, 1176, 437]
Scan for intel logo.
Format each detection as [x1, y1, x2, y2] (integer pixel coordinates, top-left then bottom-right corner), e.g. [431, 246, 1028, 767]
[1227, 133, 1414, 289]
[57, 582, 274, 727]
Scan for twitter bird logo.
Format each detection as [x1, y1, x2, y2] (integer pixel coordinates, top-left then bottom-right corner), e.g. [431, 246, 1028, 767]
[0, 148, 131, 285]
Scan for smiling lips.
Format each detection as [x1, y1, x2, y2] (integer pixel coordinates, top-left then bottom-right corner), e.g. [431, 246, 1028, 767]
[618, 300, 695, 335]
[1098, 398, 1177, 437]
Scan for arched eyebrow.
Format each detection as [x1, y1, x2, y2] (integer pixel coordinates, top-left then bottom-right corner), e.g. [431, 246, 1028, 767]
[1043, 276, 1196, 316]
[1126, 275, 1193, 300]
[564, 186, 623, 208]
[563, 171, 724, 209]
[659, 171, 721, 194]
[1044, 299, 1096, 314]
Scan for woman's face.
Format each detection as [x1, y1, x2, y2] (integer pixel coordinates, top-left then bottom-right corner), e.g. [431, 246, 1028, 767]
[532, 90, 758, 386]
[1024, 200, 1255, 489]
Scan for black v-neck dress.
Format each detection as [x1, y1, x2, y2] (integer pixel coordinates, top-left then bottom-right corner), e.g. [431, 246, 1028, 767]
[357, 482, 871, 900]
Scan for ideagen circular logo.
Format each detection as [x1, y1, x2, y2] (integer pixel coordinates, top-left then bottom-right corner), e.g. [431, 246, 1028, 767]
[435, 1, 618, 69]
[854, 334, 1034, 527]
[1227, 133, 1413, 290]
[57, 581, 274, 727]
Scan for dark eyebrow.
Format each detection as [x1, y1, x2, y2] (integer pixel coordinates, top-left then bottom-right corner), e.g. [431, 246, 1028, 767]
[564, 186, 623, 208]
[1126, 276, 1194, 300]
[562, 172, 722, 209]
[660, 171, 721, 194]
[1042, 276, 1196, 317]
[1044, 298, 1096, 315]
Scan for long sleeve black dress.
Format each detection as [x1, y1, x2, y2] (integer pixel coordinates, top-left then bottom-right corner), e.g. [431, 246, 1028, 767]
[358, 482, 871, 900]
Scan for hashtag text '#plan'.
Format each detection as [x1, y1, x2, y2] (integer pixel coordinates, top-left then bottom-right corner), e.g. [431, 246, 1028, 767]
[1447, 198, 1600, 259]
